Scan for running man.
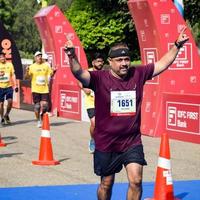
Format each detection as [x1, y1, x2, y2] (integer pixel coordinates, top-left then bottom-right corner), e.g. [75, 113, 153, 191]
[25, 51, 52, 128]
[64, 27, 189, 200]
[0, 52, 18, 125]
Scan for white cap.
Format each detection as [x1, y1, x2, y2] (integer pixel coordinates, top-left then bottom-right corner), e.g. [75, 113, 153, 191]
[34, 51, 42, 57]
[42, 53, 48, 60]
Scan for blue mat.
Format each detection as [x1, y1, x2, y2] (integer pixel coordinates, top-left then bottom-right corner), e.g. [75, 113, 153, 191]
[0, 180, 199, 200]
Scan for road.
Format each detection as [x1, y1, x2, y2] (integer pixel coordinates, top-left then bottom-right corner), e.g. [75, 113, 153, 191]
[0, 109, 199, 187]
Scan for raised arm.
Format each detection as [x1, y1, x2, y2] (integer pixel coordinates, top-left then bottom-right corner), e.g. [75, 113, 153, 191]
[64, 40, 91, 87]
[153, 26, 189, 76]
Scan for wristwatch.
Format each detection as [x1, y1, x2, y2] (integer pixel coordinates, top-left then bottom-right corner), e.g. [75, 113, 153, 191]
[174, 40, 183, 49]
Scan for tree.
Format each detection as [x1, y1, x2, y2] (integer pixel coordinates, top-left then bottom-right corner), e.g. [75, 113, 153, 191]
[11, 1, 41, 58]
[66, 0, 200, 61]
[48, 0, 73, 11]
[0, 0, 199, 58]
[1, 0, 73, 58]
[184, 0, 200, 46]
[0, 0, 15, 30]
[66, 0, 140, 60]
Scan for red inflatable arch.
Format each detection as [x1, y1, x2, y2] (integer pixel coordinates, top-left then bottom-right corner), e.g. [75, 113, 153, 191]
[34, 5, 88, 120]
[128, 0, 200, 143]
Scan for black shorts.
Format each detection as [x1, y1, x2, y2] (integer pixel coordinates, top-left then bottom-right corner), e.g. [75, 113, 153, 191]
[87, 108, 95, 119]
[94, 145, 147, 177]
[32, 92, 49, 104]
[0, 87, 13, 102]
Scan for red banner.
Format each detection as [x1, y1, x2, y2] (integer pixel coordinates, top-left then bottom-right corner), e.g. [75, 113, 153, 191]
[163, 93, 200, 143]
[34, 5, 88, 120]
[58, 85, 81, 120]
[128, 0, 200, 143]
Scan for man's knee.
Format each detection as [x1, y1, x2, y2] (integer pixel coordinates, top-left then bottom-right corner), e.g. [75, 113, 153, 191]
[100, 176, 114, 190]
[41, 103, 48, 113]
[6, 98, 13, 105]
[34, 103, 40, 112]
[129, 176, 142, 189]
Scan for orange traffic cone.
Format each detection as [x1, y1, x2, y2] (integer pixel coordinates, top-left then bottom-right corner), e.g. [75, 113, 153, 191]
[145, 133, 179, 200]
[0, 133, 6, 147]
[32, 113, 60, 165]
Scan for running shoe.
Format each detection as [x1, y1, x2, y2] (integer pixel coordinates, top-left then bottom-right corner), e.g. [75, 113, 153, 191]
[88, 139, 95, 154]
[1, 118, 5, 125]
[4, 115, 11, 124]
[37, 120, 42, 128]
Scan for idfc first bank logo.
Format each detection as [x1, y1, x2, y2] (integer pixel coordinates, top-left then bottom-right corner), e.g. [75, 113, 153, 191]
[167, 102, 200, 135]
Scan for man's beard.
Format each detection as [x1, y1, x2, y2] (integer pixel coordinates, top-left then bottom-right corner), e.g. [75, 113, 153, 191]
[94, 65, 103, 70]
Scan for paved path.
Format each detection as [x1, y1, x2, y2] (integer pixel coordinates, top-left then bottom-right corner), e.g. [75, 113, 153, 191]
[0, 109, 199, 187]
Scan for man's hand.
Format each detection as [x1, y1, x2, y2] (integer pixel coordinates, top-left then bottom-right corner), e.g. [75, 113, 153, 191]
[64, 39, 75, 57]
[64, 37, 91, 87]
[83, 88, 92, 95]
[175, 26, 189, 49]
[153, 26, 189, 77]
[51, 65, 57, 76]
[14, 87, 19, 93]
[52, 66, 57, 72]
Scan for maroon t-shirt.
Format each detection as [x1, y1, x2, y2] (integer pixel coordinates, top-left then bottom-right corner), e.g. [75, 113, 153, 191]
[88, 64, 154, 152]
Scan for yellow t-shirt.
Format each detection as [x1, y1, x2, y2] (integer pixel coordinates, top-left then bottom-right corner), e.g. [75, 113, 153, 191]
[84, 68, 94, 109]
[85, 89, 94, 109]
[28, 62, 52, 93]
[0, 62, 15, 88]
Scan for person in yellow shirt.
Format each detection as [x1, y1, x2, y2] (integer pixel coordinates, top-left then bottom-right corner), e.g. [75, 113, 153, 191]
[81, 53, 104, 153]
[25, 51, 52, 128]
[0, 52, 18, 125]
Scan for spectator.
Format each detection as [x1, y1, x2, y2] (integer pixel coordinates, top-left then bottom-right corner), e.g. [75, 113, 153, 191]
[0, 52, 18, 125]
[25, 51, 52, 128]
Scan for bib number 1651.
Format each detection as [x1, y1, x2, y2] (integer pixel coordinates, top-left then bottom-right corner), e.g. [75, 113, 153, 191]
[117, 99, 133, 107]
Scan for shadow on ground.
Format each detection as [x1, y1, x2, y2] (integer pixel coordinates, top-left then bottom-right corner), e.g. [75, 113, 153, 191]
[0, 153, 23, 159]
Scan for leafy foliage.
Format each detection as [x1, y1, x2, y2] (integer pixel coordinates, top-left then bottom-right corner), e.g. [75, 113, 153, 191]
[0, 0, 199, 58]
[184, 0, 200, 46]
[66, 0, 140, 60]
[0, 0, 15, 30]
[11, 1, 41, 58]
[47, 0, 73, 11]
[1, 0, 73, 58]
[66, 0, 200, 60]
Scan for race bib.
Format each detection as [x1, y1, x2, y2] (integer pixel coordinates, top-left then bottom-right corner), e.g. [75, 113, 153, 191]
[0, 73, 9, 83]
[110, 90, 136, 116]
[36, 76, 45, 85]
